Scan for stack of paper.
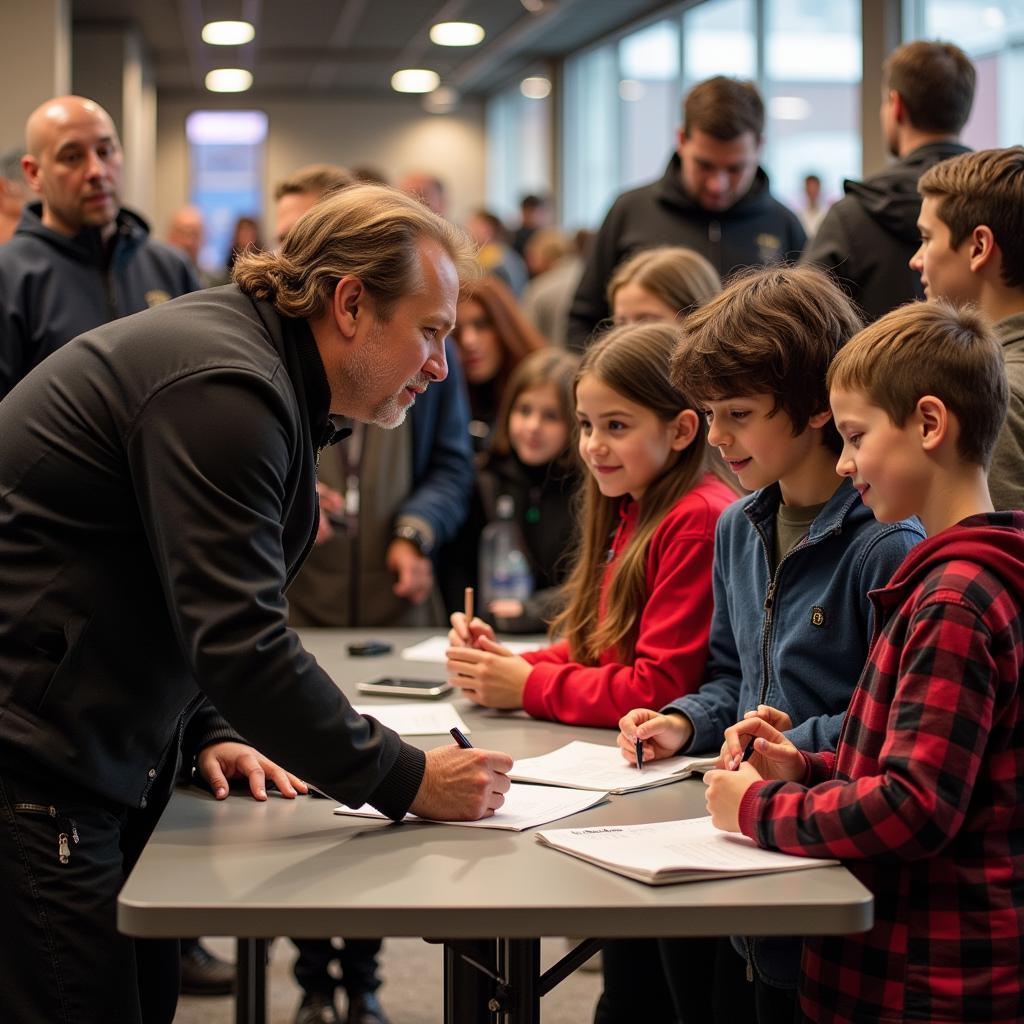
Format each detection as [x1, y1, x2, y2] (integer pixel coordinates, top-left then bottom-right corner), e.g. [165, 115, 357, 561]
[334, 783, 607, 832]
[401, 635, 543, 663]
[536, 816, 838, 884]
[511, 741, 718, 794]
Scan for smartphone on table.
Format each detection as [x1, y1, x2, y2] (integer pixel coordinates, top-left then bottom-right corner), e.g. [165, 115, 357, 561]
[356, 677, 453, 700]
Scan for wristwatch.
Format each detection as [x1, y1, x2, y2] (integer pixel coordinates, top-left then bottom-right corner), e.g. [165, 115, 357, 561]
[393, 523, 433, 556]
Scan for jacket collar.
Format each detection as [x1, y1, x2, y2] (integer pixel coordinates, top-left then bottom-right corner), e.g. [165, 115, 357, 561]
[16, 201, 150, 267]
[654, 152, 775, 220]
[743, 476, 860, 542]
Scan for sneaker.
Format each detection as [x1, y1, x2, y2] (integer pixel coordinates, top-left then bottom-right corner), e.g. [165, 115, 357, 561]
[295, 991, 340, 1024]
[345, 991, 390, 1024]
[179, 939, 235, 996]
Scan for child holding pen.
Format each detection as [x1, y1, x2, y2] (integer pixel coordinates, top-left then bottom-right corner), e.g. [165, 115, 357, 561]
[447, 321, 737, 727]
[706, 301, 1024, 1024]
[616, 267, 922, 1023]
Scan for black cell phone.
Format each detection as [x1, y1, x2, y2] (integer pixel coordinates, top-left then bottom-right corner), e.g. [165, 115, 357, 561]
[347, 640, 393, 657]
[356, 677, 453, 699]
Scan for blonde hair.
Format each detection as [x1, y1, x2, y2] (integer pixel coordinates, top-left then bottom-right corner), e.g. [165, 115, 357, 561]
[607, 246, 722, 321]
[828, 301, 1006, 468]
[233, 183, 477, 320]
[550, 323, 736, 665]
[274, 163, 355, 201]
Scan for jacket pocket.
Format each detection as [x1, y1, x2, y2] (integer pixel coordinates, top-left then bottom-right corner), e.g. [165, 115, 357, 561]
[32, 615, 91, 713]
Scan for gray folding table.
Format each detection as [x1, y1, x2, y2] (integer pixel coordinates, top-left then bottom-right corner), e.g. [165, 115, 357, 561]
[118, 629, 872, 1023]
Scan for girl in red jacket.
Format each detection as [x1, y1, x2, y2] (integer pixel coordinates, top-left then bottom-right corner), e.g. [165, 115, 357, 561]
[446, 321, 738, 728]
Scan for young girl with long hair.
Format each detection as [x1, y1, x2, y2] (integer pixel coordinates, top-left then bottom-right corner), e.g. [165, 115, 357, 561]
[473, 348, 580, 633]
[608, 245, 721, 327]
[446, 321, 738, 727]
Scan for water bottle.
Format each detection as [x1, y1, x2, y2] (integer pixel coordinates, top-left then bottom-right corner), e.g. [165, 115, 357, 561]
[479, 495, 534, 618]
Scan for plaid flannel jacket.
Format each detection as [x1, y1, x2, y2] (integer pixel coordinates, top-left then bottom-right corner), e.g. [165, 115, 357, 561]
[738, 512, 1024, 1023]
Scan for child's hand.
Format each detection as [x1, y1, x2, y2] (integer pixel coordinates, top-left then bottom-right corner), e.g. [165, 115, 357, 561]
[446, 636, 531, 709]
[448, 612, 496, 648]
[704, 762, 761, 832]
[719, 714, 804, 781]
[617, 709, 692, 763]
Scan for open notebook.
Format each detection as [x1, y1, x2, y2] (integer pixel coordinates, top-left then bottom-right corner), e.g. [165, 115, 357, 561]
[510, 740, 717, 794]
[536, 816, 838, 885]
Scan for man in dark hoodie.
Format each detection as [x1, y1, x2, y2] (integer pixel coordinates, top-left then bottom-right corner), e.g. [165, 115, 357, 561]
[0, 95, 198, 399]
[802, 41, 975, 322]
[567, 76, 806, 349]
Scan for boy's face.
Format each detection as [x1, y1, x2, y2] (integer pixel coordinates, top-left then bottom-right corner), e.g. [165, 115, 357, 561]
[831, 386, 926, 524]
[910, 196, 979, 305]
[702, 392, 824, 494]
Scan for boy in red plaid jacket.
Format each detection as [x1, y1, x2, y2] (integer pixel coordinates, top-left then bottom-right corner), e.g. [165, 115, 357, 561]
[705, 300, 1024, 1024]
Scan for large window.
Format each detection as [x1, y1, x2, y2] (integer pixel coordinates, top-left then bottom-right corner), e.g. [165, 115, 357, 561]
[186, 110, 267, 274]
[762, 0, 861, 209]
[682, 0, 756, 89]
[905, 0, 1024, 148]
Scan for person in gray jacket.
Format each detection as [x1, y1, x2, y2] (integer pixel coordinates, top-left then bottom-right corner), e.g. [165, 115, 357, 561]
[802, 40, 975, 322]
[911, 146, 1024, 512]
[0, 95, 198, 398]
[0, 183, 512, 1024]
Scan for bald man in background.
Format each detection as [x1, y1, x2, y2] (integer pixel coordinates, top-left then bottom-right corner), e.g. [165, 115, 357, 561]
[166, 204, 223, 288]
[0, 95, 197, 399]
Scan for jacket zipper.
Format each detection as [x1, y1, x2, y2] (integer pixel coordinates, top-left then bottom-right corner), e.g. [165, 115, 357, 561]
[15, 803, 79, 863]
[139, 694, 200, 808]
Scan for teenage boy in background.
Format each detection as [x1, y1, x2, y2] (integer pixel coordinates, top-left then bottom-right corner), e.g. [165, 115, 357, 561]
[911, 145, 1024, 511]
[617, 266, 922, 1023]
[707, 300, 1024, 1024]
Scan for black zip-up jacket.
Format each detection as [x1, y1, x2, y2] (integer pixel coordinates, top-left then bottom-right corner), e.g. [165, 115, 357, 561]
[0, 201, 199, 398]
[0, 285, 425, 818]
[801, 140, 970, 322]
[567, 153, 806, 348]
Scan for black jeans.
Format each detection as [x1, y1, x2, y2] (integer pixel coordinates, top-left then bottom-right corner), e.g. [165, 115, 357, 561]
[292, 937, 383, 997]
[0, 761, 179, 1024]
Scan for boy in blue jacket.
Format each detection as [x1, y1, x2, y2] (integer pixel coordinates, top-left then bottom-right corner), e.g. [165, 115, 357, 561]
[614, 266, 922, 1024]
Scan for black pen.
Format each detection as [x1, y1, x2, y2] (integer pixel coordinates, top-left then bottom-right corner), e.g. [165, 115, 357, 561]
[450, 727, 473, 749]
[738, 734, 757, 767]
[635, 737, 644, 771]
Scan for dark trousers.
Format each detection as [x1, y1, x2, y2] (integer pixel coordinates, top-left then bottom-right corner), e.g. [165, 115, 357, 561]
[660, 937, 798, 1024]
[292, 937, 383, 997]
[593, 939, 679, 1023]
[0, 761, 179, 1024]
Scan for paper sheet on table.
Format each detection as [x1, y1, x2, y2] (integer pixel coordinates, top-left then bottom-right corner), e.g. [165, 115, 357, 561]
[536, 816, 838, 884]
[334, 783, 607, 831]
[400, 635, 543, 663]
[511, 740, 718, 794]
[352, 703, 471, 736]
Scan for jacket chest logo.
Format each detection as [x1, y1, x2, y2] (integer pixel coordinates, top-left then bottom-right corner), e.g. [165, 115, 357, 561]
[145, 289, 171, 307]
[810, 605, 826, 628]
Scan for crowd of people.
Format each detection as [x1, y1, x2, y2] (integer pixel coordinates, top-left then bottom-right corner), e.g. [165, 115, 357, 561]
[1, 31, 1023, 1024]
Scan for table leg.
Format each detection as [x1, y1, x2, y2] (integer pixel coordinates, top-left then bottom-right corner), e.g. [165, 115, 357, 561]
[443, 939, 498, 1023]
[235, 937, 268, 1024]
[497, 938, 541, 1023]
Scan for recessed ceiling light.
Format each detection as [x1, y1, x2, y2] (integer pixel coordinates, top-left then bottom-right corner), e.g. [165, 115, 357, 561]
[430, 22, 485, 46]
[205, 68, 254, 93]
[391, 69, 440, 94]
[201, 20, 255, 46]
[520, 76, 551, 100]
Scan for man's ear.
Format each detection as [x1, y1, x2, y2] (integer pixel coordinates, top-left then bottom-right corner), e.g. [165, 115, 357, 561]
[916, 395, 949, 452]
[331, 275, 364, 339]
[968, 224, 998, 275]
[676, 127, 688, 155]
[20, 155, 42, 196]
[889, 89, 907, 125]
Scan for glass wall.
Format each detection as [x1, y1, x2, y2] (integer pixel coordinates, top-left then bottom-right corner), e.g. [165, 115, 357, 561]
[905, 0, 1024, 149]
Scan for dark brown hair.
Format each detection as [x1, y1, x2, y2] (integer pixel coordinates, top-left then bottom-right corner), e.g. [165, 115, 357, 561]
[683, 76, 764, 141]
[672, 266, 863, 455]
[551, 323, 736, 665]
[274, 163, 355, 201]
[919, 146, 1024, 290]
[884, 40, 975, 135]
[828, 300, 1006, 468]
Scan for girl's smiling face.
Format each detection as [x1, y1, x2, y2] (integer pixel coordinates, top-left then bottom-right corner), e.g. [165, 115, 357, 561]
[508, 382, 570, 466]
[575, 373, 696, 502]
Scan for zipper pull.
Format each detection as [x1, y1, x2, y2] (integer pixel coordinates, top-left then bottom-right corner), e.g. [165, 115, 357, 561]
[746, 958, 754, 983]
[58, 833, 71, 865]
[764, 582, 776, 611]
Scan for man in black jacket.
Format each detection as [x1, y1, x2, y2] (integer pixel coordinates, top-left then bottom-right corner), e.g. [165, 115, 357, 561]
[567, 76, 805, 348]
[0, 183, 512, 1024]
[802, 41, 975, 321]
[0, 95, 199, 399]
